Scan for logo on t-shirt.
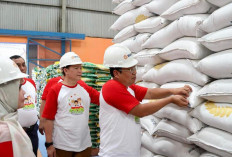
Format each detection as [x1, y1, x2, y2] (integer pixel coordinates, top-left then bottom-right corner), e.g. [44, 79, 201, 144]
[68, 94, 84, 115]
[23, 94, 35, 110]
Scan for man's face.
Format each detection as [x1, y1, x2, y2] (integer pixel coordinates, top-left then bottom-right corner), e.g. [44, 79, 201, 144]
[115, 66, 137, 87]
[12, 57, 27, 73]
[64, 64, 82, 82]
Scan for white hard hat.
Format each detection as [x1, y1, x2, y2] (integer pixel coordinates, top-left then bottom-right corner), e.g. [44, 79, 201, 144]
[103, 44, 138, 68]
[60, 52, 82, 68]
[0, 57, 28, 84]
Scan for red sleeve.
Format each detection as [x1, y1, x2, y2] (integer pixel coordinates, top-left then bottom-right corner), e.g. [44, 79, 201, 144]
[0, 141, 13, 157]
[102, 80, 147, 114]
[24, 78, 36, 89]
[41, 77, 61, 100]
[78, 80, 100, 105]
[129, 84, 148, 101]
[42, 83, 62, 120]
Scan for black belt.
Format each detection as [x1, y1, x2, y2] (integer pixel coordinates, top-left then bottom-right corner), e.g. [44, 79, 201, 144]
[23, 122, 37, 132]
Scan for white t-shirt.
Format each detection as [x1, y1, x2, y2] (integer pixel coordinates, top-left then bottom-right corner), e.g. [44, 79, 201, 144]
[42, 80, 99, 152]
[99, 80, 147, 157]
[18, 78, 38, 127]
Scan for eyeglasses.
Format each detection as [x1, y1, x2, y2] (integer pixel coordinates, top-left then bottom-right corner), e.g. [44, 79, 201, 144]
[119, 66, 137, 73]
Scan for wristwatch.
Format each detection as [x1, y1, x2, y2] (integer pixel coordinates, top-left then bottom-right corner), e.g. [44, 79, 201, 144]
[45, 142, 53, 148]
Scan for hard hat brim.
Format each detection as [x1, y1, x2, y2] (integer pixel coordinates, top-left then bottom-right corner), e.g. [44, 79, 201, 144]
[105, 58, 138, 68]
[0, 73, 28, 84]
[122, 59, 138, 68]
[60, 61, 83, 68]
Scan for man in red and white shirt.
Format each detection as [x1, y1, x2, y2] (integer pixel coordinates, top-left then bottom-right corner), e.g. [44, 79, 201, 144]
[99, 44, 192, 157]
[10, 55, 39, 156]
[39, 76, 63, 135]
[42, 52, 99, 157]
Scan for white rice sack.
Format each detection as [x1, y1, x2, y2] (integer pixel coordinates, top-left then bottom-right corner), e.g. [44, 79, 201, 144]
[140, 115, 161, 135]
[199, 3, 232, 33]
[142, 59, 210, 86]
[159, 37, 212, 61]
[113, 25, 138, 43]
[188, 127, 232, 157]
[136, 81, 160, 88]
[144, 64, 155, 73]
[112, 0, 125, 4]
[152, 137, 201, 157]
[146, 0, 180, 15]
[134, 49, 164, 66]
[199, 26, 232, 52]
[134, 64, 154, 83]
[121, 33, 151, 53]
[112, 0, 123, 3]
[142, 14, 209, 49]
[110, 6, 153, 31]
[153, 103, 204, 133]
[141, 147, 155, 157]
[190, 101, 232, 134]
[197, 49, 232, 79]
[132, 0, 152, 6]
[161, 0, 213, 21]
[113, 0, 136, 15]
[177, 14, 209, 37]
[200, 152, 221, 157]
[141, 131, 156, 153]
[142, 20, 182, 49]
[198, 79, 232, 103]
[142, 132, 201, 157]
[206, 0, 232, 7]
[134, 16, 170, 34]
[120, 36, 136, 52]
[136, 66, 147, 83]
[161, 82, 203, 108]
[154, 119, 192, 144]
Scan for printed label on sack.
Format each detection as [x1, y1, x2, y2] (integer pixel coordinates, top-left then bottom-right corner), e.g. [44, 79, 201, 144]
[205, 102, 232, 118]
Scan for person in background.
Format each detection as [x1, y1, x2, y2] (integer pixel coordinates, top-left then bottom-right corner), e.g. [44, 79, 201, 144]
[0, 57, 35, 157]
[10, 55, 39, 156]
[42, 52, 100, 157]
[99, 44, 192, 157]
[39, 76, 64, 135]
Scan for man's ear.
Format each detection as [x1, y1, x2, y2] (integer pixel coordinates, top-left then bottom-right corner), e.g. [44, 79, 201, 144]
[113, 69, 120, 79]
[63, 68, 68, 75]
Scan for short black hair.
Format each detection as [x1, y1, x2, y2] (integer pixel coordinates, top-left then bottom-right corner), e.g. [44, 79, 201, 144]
[109, 67, 122, 77]
[61, 65, 71, 76]
[10, 55, 23, 60]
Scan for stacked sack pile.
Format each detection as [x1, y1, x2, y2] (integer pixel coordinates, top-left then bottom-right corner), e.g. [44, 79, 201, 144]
[32, 61, 62, 110]
[188, 1, 232, 157]
[33, 62, 111, 149]
[110, 0, 232, 156]
[82, 62, 111, 148]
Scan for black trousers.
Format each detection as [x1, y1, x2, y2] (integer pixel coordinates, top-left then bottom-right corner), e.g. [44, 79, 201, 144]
[25, 123, 39, 157]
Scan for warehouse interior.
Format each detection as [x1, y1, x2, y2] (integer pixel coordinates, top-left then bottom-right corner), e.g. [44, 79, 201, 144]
[0, 0, 232, 157]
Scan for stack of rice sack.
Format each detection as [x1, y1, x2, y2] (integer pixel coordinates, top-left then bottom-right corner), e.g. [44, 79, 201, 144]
[111, 0, 165, 83]
[94, 64, 111, 92]
[187, 1, 232, 157]
[82, 62, 111, 148]
[32, 67, 45, 110]
[81, 63, 100, 148]
[111, 0, 232, 156]
[82, 62, 111, 91]
[140, 83, 205, 157]
[32, 61, 62, 110]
